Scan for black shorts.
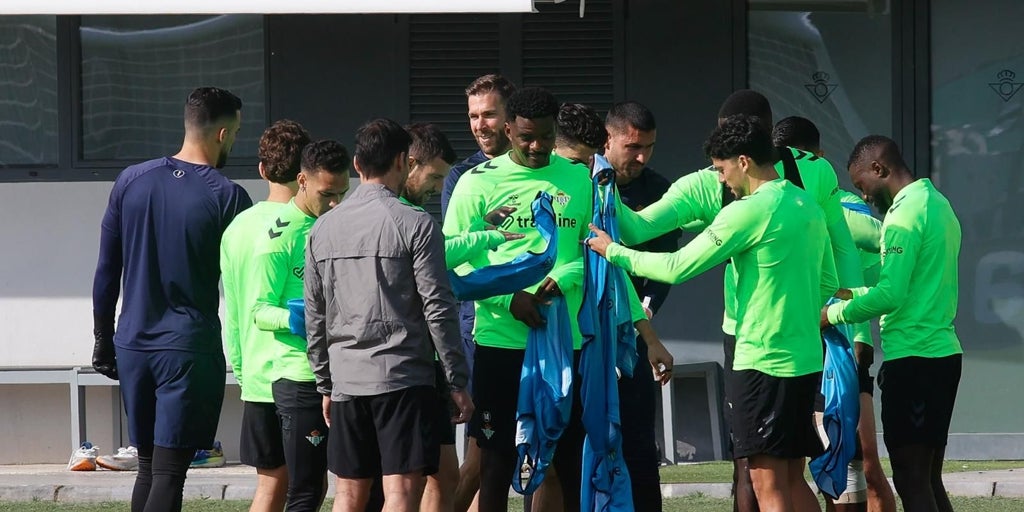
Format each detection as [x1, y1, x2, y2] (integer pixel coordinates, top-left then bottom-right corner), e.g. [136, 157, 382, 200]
[878, 354, 962, 449]
[468, 345, 527, 449]
[116, 347, 225, 450]
[727, 369, 823, 460]
[434, 361, 457, 446]
[239, 401, 286, 469]
[327, 386, 439, 478]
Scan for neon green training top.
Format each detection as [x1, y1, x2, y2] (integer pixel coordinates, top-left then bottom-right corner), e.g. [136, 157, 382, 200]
[827, 179, 963, 361]
[443, 153, 644, 350]
[839, 189, 882, 286]
[608, 179, 837, 377]
[251, 199, 317, 383]
[220, 200, 288, 403]
[616, 147, 867, 343]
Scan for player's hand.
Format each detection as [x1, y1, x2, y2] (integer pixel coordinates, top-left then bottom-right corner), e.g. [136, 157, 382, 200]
[647, 340, 674, 386]
[91, 328, 118, 380]
[535, 277, 562, 302]
[585, 224, 613, 258]
[322, 395, 332, 427]
[834, 288, 853, 300]
[820, 305, 832, 330]
[499, 231, 525, 242]
[509, 291, 545, 329]
[450, 389, 475, 424]
[484, 206, 516, 227]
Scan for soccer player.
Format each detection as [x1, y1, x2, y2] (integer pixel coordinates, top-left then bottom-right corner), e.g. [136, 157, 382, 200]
[611, 89, 865, 512]
[221, 119, 311, 512]
[305, 119, 473, 512]
[601, 101, 680, 512]
[822, 136, 963, 512]
[251, 140, 350, 511]
[91, 87, 252, 512]
[773, 116, 896, 512]
[444, 87, 603, 512]
[400, 122, 519, 512]
[439, 73, 517, 512]
[589, 114, 838, 512]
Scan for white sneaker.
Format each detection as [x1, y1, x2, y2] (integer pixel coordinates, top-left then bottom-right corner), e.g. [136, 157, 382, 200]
[97, 446, 139, 471]
[67, 442, 99, 471]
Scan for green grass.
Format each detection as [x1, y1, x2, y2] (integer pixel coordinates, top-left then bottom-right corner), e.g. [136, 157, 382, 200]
[658, 459, 1024, 484]
[4, 496, 1024, 512]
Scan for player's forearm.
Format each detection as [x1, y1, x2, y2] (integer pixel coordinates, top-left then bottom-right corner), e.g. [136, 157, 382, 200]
[253, 302, 291, 332]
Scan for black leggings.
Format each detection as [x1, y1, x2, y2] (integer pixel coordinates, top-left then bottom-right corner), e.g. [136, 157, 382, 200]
[131, 445, 194, 512]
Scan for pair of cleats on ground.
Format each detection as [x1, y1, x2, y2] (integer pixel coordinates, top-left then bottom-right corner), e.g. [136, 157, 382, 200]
[67, 441, 225, 471]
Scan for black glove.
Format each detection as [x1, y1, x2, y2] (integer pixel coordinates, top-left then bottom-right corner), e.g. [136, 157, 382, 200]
[92, 316, 118, 380]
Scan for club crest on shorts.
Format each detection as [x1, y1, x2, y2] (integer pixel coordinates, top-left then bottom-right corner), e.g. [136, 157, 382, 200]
[306, 430, 325, 447]
[481, 411, 495, 440]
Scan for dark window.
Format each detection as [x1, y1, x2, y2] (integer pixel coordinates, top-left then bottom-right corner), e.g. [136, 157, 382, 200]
[0, 16, 58, 166]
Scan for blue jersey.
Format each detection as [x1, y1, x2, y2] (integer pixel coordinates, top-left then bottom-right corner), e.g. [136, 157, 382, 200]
[92, 157, 252, 354]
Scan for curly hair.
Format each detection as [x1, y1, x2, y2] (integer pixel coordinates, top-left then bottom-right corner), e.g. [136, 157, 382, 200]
[556, 103, 608, 150]
[301, 139, 350, 176]
[506, 87, 559, 121]
[703, 114, 774, 165]
[258, 119, 312, 184]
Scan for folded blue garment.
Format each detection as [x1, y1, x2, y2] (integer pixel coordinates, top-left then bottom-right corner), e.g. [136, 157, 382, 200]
[448, 191, 557, 301]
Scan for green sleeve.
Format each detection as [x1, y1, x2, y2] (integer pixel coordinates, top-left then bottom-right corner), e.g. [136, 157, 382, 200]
[819, 232, 840, 306]
[220, 245, 243, 385]
[618, 170, 721, 246]
[845, 209, 882, 254]
[828, 216, 920, 325]
[548, 259, 584, 295]
[443, 172, 517, 311]
[444, 230, 506, 269]
[607, 204, 758, 285]
[252, 248, 292, 332]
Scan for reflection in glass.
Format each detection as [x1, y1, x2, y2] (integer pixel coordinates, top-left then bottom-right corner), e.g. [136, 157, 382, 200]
[0, 16, 58, 166]
[748, 7, 891, 192]
[80, 15, 264, 161]
[932, 1, 1024, 358]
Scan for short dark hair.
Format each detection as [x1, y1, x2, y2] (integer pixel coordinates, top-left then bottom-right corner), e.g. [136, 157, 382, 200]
[184, 87, 242, 130]
[354, 119, 412, 178]
[556, 103, 608, 150]
[465, 74, 517, 101]
[704, 115, 775, 165]
[718, 89, 772, 131]
[605, 101, 656, 133]
[772, 116, 821, 153]
[302, 139, 350, 175]
[405, 123, 457, 165]
[258, 119, 311, 184]
[506, 87, 559, 121]
[847, 135, 909, 173]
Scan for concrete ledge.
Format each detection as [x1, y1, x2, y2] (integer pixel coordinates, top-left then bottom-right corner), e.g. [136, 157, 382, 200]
[942, 481, 995, 497]
[661, 483, 732, 499]
[995, 481, 1024, 498]
[57, 485, 135, 502]
[0, 485, 57, 502]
